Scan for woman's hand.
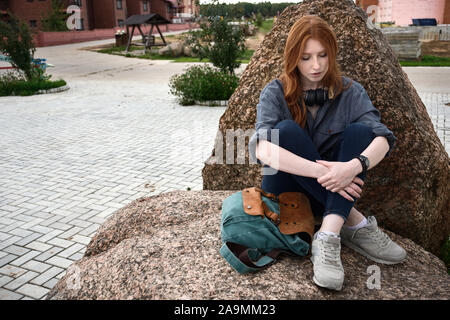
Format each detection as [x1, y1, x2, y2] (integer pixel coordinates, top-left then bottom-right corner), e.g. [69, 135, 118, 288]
[316, 160, 363, 201]
[340, 179, 364, 201]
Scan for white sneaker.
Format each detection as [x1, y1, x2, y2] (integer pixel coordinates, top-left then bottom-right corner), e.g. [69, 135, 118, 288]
[310, 232, 344, 291]
[340, 216, 407, 265]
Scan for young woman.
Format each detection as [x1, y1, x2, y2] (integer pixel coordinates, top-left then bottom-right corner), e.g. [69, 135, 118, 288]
[248, 15, 406, 291]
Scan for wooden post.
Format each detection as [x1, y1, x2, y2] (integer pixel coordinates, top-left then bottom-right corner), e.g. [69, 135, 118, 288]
[144, 24, 155, 54]
[137, 25, 146, 44]
[156, 24, 167, 46]
[125, 25, 135, 53]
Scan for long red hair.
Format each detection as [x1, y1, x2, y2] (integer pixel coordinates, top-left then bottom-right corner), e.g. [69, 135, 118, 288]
[279, 15, 350, 128]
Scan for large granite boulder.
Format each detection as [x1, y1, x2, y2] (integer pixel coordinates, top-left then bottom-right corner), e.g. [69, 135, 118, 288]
[47, 191, 449, 300]
[201, 0, 450, 256]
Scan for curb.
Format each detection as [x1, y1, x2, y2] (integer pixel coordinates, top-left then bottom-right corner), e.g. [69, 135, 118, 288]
[37, 85, 70, 95]
[194, 100, 228, 107]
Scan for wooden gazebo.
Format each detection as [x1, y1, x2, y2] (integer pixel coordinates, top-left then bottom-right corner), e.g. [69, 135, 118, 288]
[124, 13, 171, 54]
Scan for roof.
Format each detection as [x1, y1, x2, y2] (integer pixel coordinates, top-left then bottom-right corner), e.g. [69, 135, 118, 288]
[125, 13, 171, 26]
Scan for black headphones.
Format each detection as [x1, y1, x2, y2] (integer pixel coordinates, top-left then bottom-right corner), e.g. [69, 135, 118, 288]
[303, 88, 329, 107]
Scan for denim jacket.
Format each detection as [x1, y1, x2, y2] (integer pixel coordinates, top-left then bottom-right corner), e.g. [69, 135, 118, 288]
[248, 76, 396, 164]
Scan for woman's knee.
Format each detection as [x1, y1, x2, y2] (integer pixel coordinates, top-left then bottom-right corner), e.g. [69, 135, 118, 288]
[272, 119, 319, 160]
[343, 123, 373, 137]
[342, 123, 375, 148]
[274, 120, 308, 143]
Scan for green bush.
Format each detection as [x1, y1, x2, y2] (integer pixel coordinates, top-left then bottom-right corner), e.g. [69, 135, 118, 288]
[254, 12, 264, 27]
[169, 64, 239, 105]
[0, 11, 36, 81]
[184, 16, 246, 75]
[0, 70, 66, 96]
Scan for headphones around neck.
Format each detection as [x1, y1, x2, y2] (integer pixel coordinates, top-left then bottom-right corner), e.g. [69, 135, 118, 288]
[303, 88, 329, 107]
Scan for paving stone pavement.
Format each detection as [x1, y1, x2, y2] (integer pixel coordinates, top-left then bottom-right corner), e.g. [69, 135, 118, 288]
[0, 39, 449, 299]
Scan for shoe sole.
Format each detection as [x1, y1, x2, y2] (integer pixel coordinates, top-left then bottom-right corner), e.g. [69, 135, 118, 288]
[341, 239, 406, 265]
[312, 275, 343, 291]
[310, 257, 343, 291]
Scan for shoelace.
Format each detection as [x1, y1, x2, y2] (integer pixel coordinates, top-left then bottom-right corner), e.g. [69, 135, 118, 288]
[369, 227, 391, 248]
[320, 240, 341, 268]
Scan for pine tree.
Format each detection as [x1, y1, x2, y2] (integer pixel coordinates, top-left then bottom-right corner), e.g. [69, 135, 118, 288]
[41, 0, 69, 32]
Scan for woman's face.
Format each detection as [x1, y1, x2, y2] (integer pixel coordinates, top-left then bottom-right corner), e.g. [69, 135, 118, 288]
[297, 38, 329, 89]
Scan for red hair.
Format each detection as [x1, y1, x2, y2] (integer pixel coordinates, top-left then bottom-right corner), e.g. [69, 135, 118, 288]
[279, 15, 351, 128]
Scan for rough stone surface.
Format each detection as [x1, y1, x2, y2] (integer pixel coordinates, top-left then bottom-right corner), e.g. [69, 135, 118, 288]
[46, 191, 449, 300]
[201, 0, 450, 256]
[158, 41, 184, 57]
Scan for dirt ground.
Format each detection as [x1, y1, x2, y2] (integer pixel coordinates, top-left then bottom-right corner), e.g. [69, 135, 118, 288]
[244, 31, 266, 51]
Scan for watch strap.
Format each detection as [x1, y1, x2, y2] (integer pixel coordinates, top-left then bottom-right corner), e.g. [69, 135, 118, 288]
[357, 155, 369, 173]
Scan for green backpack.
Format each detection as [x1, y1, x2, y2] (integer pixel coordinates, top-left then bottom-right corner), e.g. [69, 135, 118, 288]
[220, 187, 314, 274]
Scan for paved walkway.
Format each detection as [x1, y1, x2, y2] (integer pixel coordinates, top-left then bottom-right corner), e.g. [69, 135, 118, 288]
[0, 38, 449, 299]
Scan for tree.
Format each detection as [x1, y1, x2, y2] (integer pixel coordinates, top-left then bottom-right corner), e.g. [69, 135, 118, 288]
[185, 16, 246, 75]
[199, 1, 292, 19]
[0, 11, 36, 81]
[41, 0, 69, 32]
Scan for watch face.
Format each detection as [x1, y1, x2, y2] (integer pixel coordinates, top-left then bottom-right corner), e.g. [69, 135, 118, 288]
[359, 155, 369, 170]
[364, 157, 369, 167]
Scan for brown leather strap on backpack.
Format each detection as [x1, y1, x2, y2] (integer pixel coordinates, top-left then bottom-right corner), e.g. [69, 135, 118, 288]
[226, 242, 292, 271]
[242, 187, 314, 241]
[242, 187, 265, 218]
[278, 192, 315, 240]
[254, 186, 277, 201]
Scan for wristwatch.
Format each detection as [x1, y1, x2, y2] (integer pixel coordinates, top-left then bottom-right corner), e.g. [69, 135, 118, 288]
[356, 155, 370, 174]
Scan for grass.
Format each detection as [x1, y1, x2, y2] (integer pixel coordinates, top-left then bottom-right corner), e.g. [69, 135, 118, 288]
[97, 45, 142, 54]
[97, 44, 255, 64]
[399, 55, 450, 67]
[0, 78, 67, 96]
[258, 18, 274, 35]
[238, 49, 255, 63]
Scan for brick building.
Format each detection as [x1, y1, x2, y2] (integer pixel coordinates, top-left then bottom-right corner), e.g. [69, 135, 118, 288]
[0, 0, 197, 31]
[177, 0, 199, 18]
[356, 0, 450, 25]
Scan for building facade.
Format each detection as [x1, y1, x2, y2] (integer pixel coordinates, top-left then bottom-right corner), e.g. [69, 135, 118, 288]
[1, 0, 198, 31]
[356, 0, 450, 25]
[178, 0, 199, 17]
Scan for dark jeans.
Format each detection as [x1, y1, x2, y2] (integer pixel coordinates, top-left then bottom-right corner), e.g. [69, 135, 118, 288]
[261, 120, 375, 222]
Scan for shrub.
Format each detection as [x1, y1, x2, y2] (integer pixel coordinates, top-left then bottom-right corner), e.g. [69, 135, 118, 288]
[254, 12, 264, 28]
[0, 11, 36, 81]
[0, 70, 66, 96]
[184, 16, 246, 75]
[169, 64, 239, 105]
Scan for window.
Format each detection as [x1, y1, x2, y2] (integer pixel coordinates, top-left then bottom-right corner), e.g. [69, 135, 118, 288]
[117, 0, 122, 9]
[74, 0, 82, 6]
[118, 19, 124, 27]
[143, 1, 148, 12]
[29, 20, 37, 27]
[79, 18, 84, 30]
